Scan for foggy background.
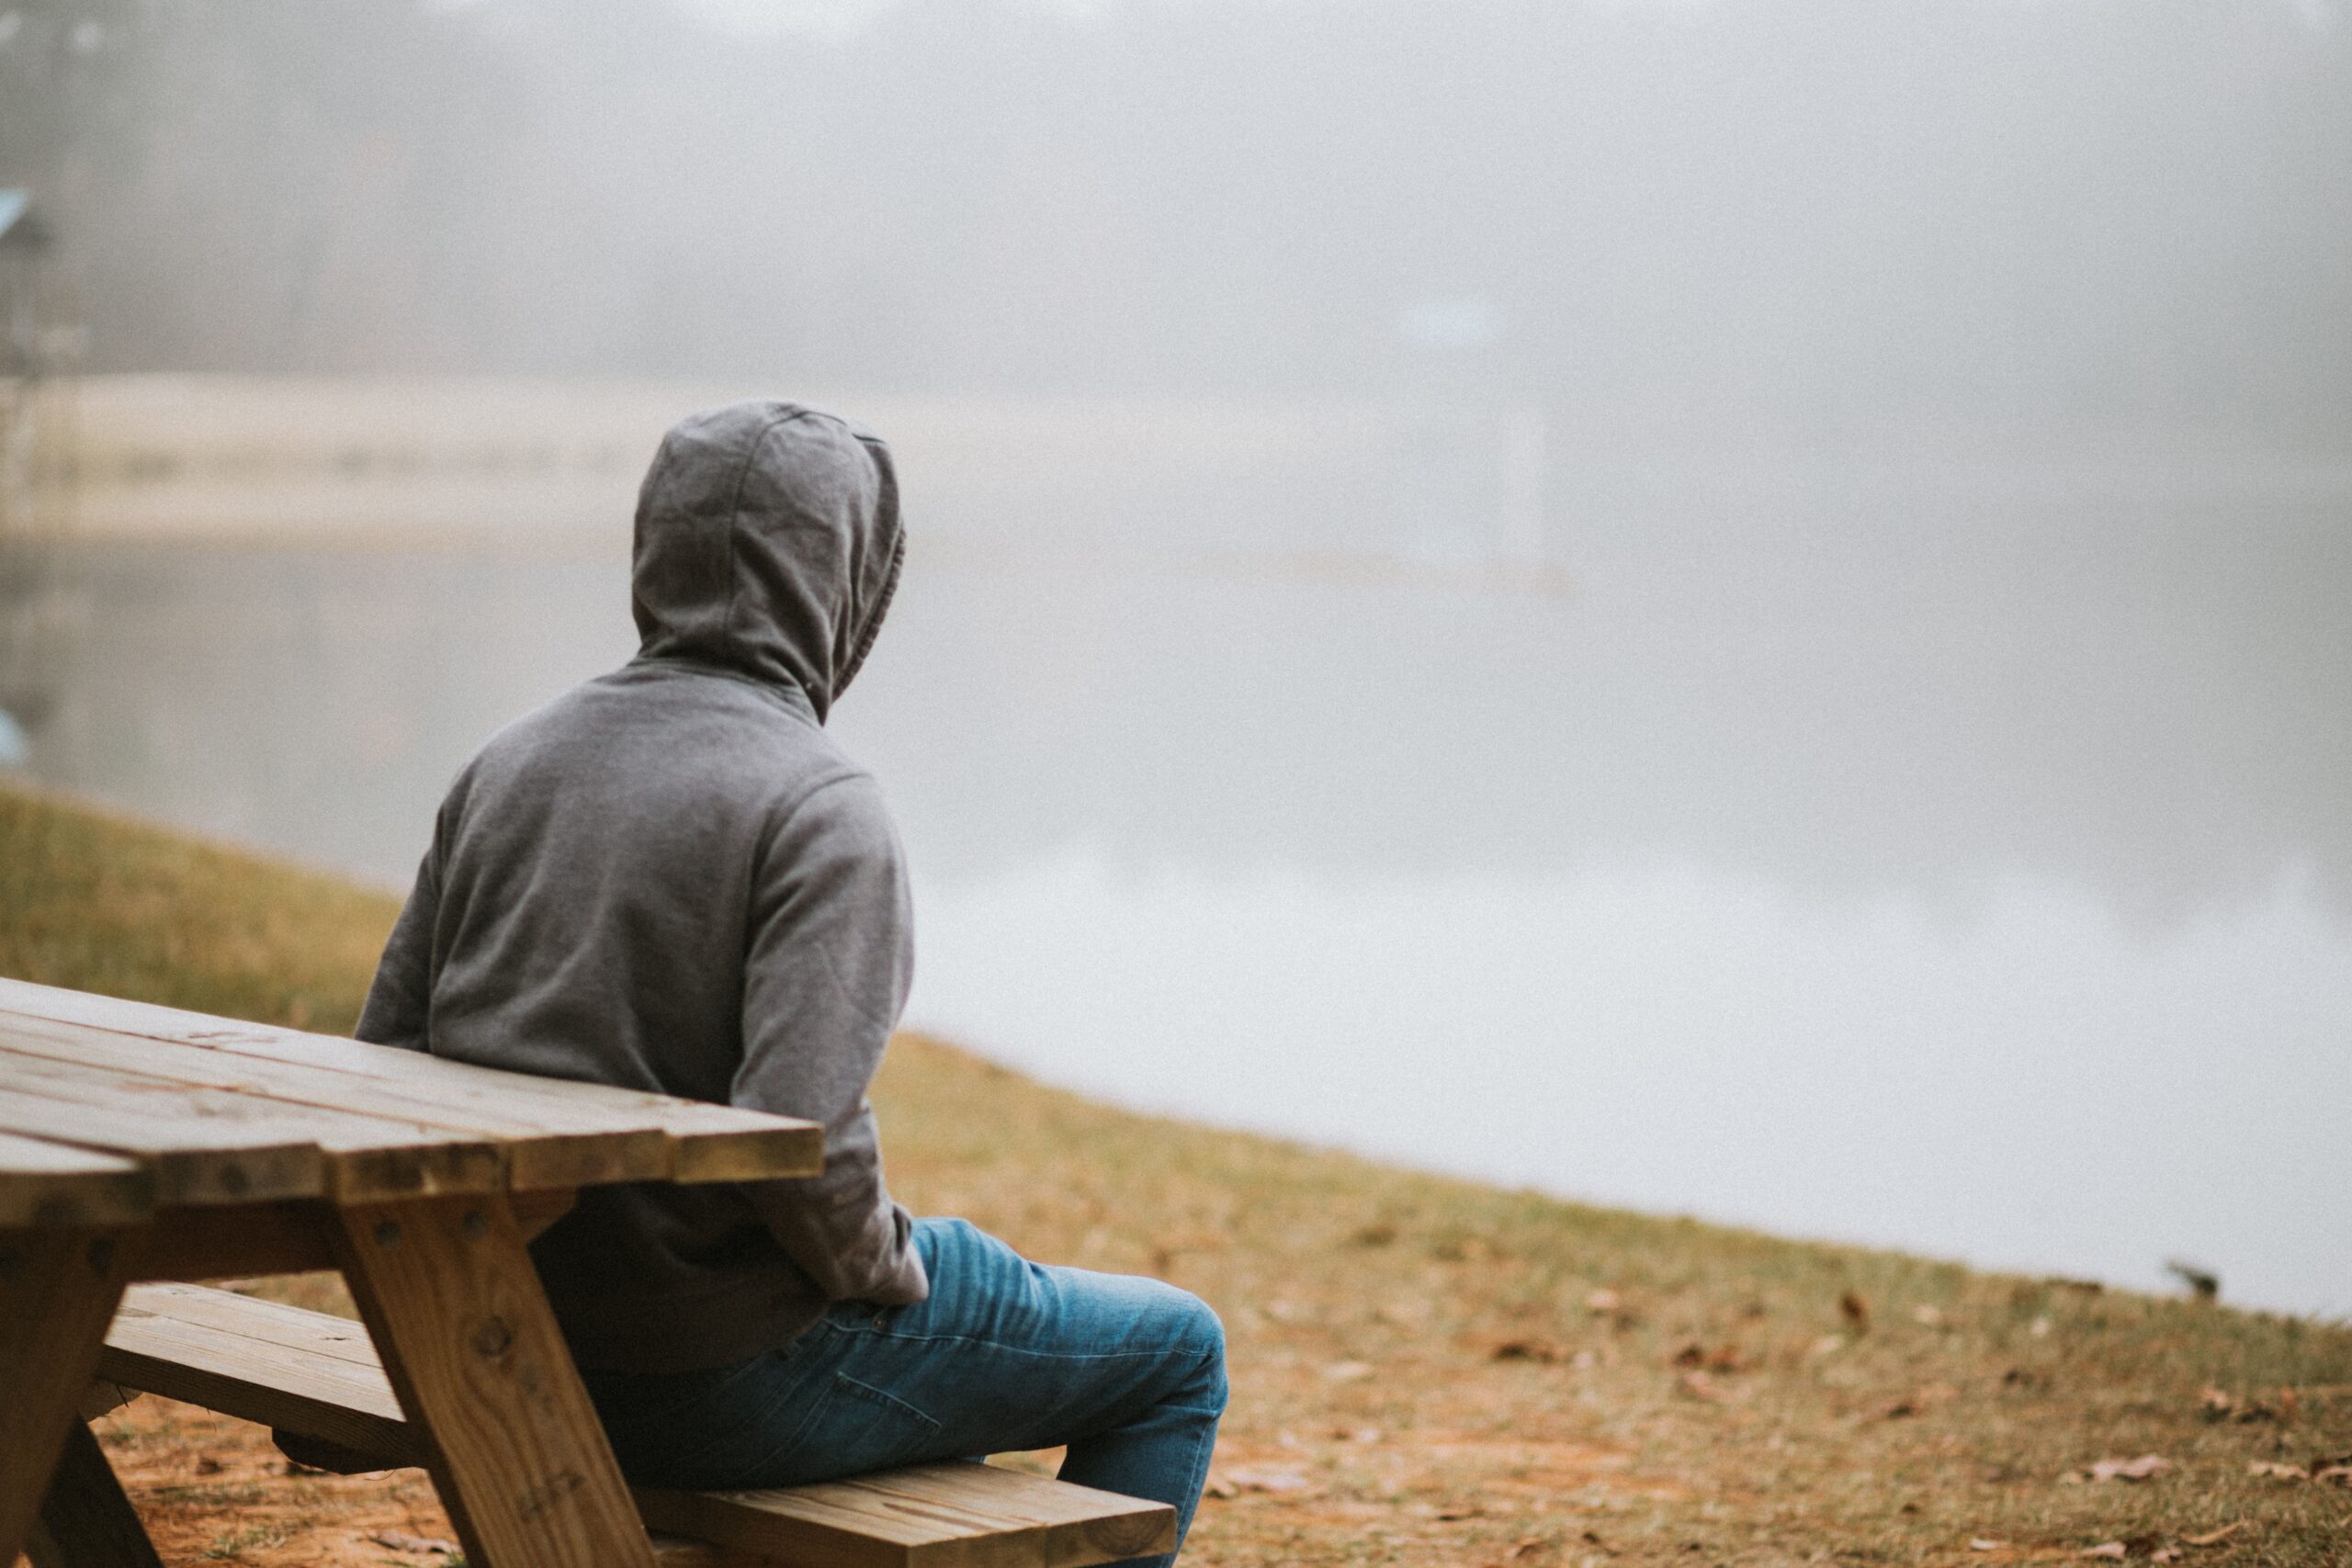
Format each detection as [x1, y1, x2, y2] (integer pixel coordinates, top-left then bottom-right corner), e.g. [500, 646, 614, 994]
[4, 0, 2348, 1314]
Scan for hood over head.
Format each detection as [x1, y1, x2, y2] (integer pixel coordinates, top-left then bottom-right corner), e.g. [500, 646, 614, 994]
[632, 400, 903, 722]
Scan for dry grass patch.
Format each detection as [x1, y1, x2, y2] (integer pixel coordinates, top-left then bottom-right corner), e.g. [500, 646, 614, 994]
[6, 782, 2349, 1566]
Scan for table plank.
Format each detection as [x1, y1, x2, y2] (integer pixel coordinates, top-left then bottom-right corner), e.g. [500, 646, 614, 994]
[0, 1132, 153, 1229]
[0, 1088, 324, 1206]
[0, 1050, 503, 1202]
[0, 978, 822, 1183]
[0, 1015, 672, 1191]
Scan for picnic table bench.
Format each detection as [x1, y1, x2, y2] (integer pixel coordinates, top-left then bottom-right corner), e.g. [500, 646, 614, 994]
[0, 976, 1175, 1568]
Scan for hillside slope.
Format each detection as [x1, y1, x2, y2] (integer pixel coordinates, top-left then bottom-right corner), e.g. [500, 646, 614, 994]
[3, 783, 2346, 1567]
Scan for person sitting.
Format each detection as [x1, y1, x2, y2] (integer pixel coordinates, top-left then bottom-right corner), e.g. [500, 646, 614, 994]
[356, 400, 1226, 1567]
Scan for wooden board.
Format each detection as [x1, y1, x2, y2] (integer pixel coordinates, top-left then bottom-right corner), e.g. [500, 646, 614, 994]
[100, 1281, 423, 1466]
[0, 1132, 153, 1229]
[635, 1466, 1177, 1568]
[0, 1087, 324, 1206]
[332, 1194, 662, 1568]
[0, 1017, 672, 1191]
[0, 978, 822, 1184]
[96, 1281, 1180, 1568]
[0, 1052, 501, 1203]
[0, 1224, 136, 1568]
[27, 1417, 165, 1568]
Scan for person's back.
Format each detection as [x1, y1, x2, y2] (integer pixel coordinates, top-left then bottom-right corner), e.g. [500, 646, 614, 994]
[361, 401, 1224, 1568]
[358, 402, 922, 1371]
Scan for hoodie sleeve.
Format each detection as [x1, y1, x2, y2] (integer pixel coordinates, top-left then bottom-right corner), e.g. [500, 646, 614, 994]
[355, 835, 443, 1054]
[731, 772, 928, 1307]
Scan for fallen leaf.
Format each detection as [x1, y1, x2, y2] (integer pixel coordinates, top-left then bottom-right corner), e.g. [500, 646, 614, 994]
[1330, 1425, 1383, 1443]
[1204, 1478, 1239, 1499]
[2151, 1549, 2179, 1562]
[194, 1455, 223, 1475]
[2086, 1454, 2173, 1483]
[2079, 1544, 2127, 1560]
[1970, 1540, 2008, 1552]
[1432, 1506, 1485, 1520]
[1492, 1337, 1565, 1364]
[371, 1532, 460, 1555]
[2198, 1385, 2273, 1423]
[1840, 1292, 1871, 1331]
[1321, 1359, 1375, 1382]
[1216, 1466, 1316, 1495]
[1508, 1540, 1550, 1560]
[2181, 1523, 2245, 1547]
[1672, 1342, 1707, 1368]
[1883, 1398, 1918, 1419]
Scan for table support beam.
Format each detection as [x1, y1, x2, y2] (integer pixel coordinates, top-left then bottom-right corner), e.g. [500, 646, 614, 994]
[27, 1418, 164, 1568]
[332, 1194, 658, 1568]
[0, 1225, 135, 1568]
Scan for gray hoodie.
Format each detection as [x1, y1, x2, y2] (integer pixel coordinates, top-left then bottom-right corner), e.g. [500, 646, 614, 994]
[356, 400, 925, 1372]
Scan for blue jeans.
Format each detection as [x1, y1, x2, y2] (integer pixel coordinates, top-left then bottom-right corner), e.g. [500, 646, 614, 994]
[579, 1218, 1227, 1568]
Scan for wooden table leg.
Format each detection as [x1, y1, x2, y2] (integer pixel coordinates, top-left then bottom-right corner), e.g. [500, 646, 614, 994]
[0, 1226, 134, 1568]
[26, 1419, 164, 1568]
[331, 1194, 658, 1568]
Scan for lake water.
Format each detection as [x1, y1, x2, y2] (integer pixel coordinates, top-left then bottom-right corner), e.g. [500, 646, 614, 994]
[16, 391, 2349, 1316]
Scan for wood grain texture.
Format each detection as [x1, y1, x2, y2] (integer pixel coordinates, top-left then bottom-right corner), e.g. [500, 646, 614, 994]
[0, 1048, 503, 1202]
[0, 1133, 153, 1230]
[0, 1018, 671, 1190]
[100, 1281, 424, 1467]
[0, 1224, 136, 1568]
[634, 1466, 1177, 1568]
[0, 1087, 323, 1206]
[0, 979, 822, 1184]
[27, 1418, 164, 1568]
[91, 1281, 1180, 1568]
[332, 1193, 661, 1568]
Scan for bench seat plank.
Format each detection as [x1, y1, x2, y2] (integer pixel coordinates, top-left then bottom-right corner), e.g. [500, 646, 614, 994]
[638, 1468, 1177, 1567]
[0, 978, 821, 1184]
[0, 1133, 153, 1229]
[99, 1283, 1179, 1568]
[100, 1283, 421, 1464]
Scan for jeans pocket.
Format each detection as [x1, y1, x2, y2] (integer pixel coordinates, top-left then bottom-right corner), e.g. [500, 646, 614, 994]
[752, 1371, 944, 1486]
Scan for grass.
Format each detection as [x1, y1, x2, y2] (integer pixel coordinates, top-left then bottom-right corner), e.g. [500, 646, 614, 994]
[4, 780, 2348, 1567]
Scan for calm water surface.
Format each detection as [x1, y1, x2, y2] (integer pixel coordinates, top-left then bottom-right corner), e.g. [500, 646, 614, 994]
[23, 450, 2351, 1315]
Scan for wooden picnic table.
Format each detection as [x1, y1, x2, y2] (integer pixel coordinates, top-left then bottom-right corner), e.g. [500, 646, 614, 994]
[0, 975, 825, 1568]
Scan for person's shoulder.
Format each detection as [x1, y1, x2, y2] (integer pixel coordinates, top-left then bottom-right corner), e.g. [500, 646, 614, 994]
[767, 761, 903, 866]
